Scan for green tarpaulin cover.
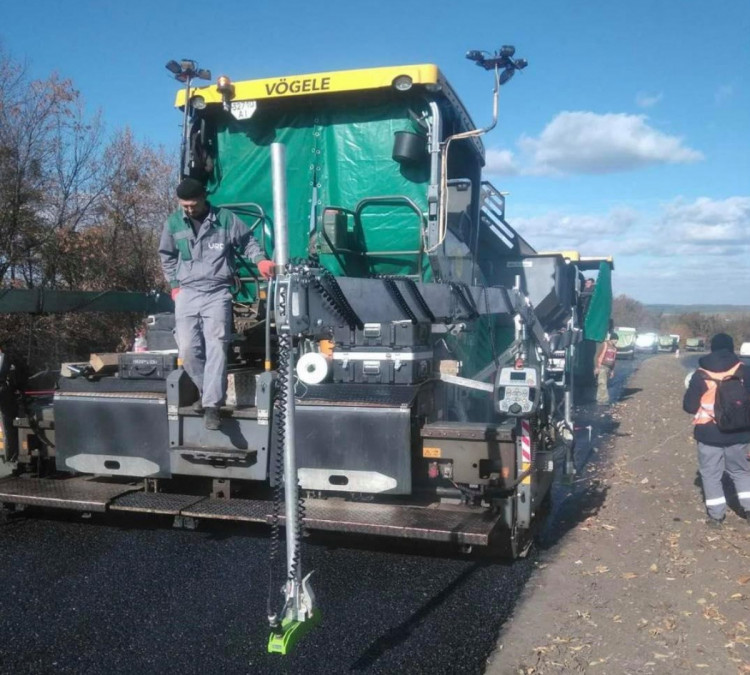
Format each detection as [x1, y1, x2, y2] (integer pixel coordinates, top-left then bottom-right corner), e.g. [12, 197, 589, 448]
[583, 262, 612, 342]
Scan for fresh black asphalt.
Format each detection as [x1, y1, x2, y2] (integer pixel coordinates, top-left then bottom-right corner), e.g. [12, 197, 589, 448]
[0, 358, 641, 675]
[0, 513, 537, 674]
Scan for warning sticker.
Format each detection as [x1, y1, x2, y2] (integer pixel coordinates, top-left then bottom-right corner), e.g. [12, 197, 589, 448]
[422, 446, 442, 458]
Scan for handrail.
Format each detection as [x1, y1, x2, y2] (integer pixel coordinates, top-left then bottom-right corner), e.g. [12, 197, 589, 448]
[319, 196, 427, 278]
[217, 201, 270, 254]
[354, 195, 426, 277]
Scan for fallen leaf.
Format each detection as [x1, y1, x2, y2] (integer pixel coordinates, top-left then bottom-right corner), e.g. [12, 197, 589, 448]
[738, 575, 750, 585]
[650, 564, 658, 572]
[622, 572, 638, 579]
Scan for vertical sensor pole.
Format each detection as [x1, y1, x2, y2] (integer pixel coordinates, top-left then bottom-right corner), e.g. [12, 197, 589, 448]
[272, 143, 289, 267]
[270, 142, 300, 601]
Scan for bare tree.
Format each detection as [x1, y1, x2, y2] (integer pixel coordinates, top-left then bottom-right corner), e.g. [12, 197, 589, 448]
[0, 45, 106, 288]
[0, 45, 177, 368]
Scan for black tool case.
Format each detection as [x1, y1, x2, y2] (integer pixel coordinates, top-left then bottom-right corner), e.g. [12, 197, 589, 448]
[118, 352, 178, 380]
[332, 346, 433, 385]
[333, 321, 431, 348]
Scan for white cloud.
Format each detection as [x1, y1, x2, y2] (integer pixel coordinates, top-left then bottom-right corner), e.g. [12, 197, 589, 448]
[484, 148, 517, 175]
[658, 196, 750, 245]
[510, 196, 750, 304]
[517, 111, 704, 175]
[635, 91, 663, 108]
[511, 207, 639, 251]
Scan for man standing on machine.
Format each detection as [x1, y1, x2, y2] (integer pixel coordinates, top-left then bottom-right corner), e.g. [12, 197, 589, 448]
[159, 178, 275, 430]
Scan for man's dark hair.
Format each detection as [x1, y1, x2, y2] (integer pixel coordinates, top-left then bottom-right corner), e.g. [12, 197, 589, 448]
[176, 177, 206, 200]
[710, 333, 734, 353]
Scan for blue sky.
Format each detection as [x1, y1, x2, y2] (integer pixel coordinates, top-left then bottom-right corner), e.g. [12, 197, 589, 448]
[4, 0, 749, 305]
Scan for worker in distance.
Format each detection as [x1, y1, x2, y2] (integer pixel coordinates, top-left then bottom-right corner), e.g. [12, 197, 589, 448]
[159, 177, 275, 430]
[594, 332, 618, 406]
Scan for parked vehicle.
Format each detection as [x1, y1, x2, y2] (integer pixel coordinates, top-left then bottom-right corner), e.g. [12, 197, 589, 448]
[739, 342, 750, 357]
[615, 327, 637, 359]
[685, 337, 707, 352]
[635, 332, 658, 353]
[658, 334, 679, 352]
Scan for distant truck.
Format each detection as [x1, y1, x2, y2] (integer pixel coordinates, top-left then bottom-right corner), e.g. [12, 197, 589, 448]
[615, 327, 637, 359]
[635, 332, 658, 353]
[685, 337, 707, 352]
[658, 334, 679, 352]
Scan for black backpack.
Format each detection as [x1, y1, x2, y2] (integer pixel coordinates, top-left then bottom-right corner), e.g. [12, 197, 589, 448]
[701, 366, 750, 432]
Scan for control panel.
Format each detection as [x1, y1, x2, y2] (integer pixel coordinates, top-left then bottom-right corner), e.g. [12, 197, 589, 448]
[495, 366, 540, 417]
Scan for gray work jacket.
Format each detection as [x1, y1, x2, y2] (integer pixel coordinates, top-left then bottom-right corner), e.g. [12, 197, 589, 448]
[159, 204, 265, 292]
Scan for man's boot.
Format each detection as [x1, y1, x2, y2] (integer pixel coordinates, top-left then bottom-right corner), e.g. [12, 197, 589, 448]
[204, 407, 221, 431]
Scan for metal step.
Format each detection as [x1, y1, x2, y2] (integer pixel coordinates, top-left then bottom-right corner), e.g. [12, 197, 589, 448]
[108, 491, 205, 515]
[0, 476, 139, 512]
[183, 497, 503, 546]
[176, 405, 258, 419]
[181, 498, 271, 523]
[294, 499, 503, 546]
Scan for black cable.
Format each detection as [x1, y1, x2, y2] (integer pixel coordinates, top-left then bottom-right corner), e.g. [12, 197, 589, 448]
[316, 269, 363, 330]
[382, 278, 418, 324]
[267, 283, 288, 628]
[402, 278, 436, 322]
[447, 282, 479, 319]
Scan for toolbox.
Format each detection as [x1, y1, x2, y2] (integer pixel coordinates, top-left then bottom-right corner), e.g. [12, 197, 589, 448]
[332, 347, 433, 385]
[333, 321, 431, 348]
[118, 351, 178, 380]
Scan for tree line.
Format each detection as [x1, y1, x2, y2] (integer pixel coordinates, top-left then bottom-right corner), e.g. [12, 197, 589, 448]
[0, 46, 175, 372]
[613, 295, 750, 349]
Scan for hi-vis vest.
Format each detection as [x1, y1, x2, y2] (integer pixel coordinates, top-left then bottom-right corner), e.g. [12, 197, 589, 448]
[167, 208, 234, 262]
[694, 363, 742, 426]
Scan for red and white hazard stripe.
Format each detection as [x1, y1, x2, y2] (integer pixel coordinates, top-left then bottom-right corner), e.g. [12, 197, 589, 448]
[521, 419, 532, 463]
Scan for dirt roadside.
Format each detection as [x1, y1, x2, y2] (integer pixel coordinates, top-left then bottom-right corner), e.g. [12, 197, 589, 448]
[486, 353, 750, 674]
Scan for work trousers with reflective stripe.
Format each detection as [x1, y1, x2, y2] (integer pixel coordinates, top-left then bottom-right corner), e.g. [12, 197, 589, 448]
[174, 286, 233, 409]
[697, 441, 750, 520]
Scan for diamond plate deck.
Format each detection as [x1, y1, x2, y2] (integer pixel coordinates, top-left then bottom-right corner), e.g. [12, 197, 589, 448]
[172, 497, 501, 545]
[0, 478, 502, 545]
[298, 500, 502, 546]
[108, 492, 206, 514]
[0, 477, 139, 512]
[181, 498, 272, 523]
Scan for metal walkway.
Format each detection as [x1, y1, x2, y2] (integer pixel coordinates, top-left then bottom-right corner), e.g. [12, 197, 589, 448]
[0, 476, 504, 546]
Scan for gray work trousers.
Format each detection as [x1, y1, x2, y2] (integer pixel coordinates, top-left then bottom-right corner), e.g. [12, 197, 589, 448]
[174, 287, 233, 408]
[697, 441, 750, 520]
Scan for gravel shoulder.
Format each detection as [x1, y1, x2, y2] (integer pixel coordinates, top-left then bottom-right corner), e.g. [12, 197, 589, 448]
[487, 353, 750, 674]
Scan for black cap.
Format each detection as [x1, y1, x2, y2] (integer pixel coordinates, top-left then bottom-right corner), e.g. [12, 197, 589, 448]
[710, 333, 734, 352]
[176, 178, 206, 200]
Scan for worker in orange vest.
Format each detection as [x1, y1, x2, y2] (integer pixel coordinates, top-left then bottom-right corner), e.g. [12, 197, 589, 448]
[683, 333, 750, 528]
